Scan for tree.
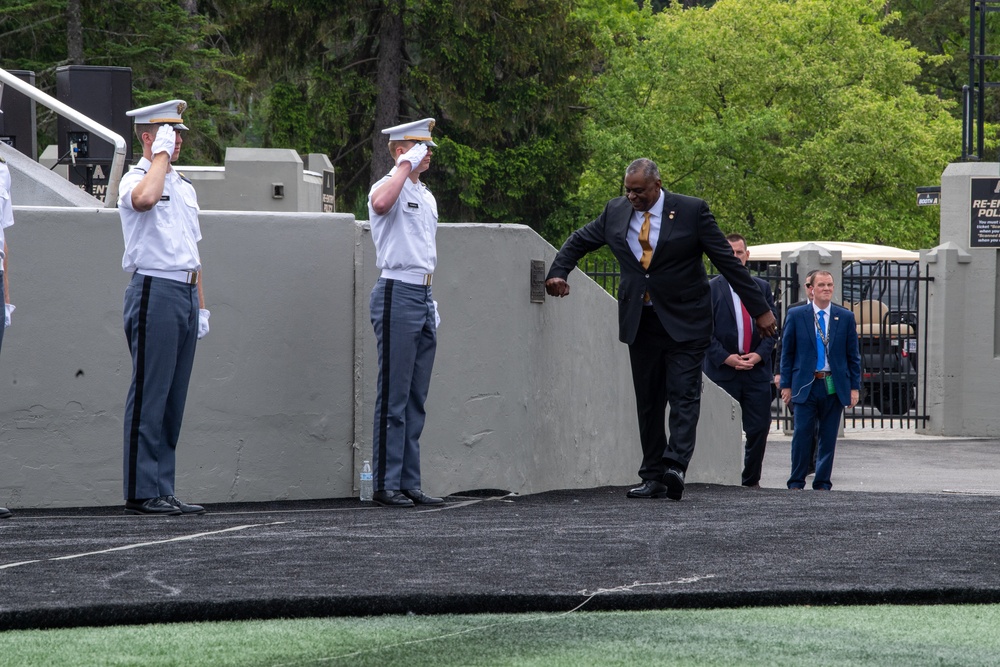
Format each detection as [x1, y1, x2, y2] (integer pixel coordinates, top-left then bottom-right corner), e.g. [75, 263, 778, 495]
[554, 0, 960, 250]
[0, 0, 244, 165]
[211, 0, 601, 224]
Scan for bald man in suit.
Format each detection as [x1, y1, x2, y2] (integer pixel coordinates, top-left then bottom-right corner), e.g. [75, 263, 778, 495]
[546, 158, 777, 500]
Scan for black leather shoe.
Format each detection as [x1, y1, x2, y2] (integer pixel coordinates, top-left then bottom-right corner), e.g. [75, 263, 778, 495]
[663, 467, 685, 500]
[0, 506, 11, 519]
[165, 495, 207, 514]
[125, 497, 182, 516]
[372, 490, 415, 507]
[626, 480, 668, 499]
[402, 489, 444, 505]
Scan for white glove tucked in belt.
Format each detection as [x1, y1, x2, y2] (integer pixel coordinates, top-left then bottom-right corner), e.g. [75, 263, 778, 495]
[198, 309, 210, 339]
[4, 303, 14, 328]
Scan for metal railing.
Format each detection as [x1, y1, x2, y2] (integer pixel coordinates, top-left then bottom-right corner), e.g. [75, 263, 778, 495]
[0, 67, 126, 208]
[581, 257, 932, 430]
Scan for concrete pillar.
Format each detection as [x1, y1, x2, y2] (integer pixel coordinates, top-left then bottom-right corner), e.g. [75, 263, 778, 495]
[921, 161, 1000, 436]
[919, 243, 971, 435]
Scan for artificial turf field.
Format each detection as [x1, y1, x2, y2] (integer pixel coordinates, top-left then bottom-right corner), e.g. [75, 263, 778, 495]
[2, 605, 999, 666]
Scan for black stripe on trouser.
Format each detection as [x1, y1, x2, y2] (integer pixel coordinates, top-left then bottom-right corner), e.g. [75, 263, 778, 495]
[376, 279, 394, 490]
[126, 276, 152, 500]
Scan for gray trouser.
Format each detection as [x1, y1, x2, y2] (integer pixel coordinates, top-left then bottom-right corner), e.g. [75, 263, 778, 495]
[370, 278, 437, 492]
[122, 273, 198, 500]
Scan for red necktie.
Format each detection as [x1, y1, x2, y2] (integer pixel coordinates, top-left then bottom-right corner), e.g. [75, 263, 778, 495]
[740, 301, 752, 354]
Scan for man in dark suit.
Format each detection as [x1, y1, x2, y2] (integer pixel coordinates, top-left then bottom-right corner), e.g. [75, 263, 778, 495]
[545, 158, 777, 500]
[779, 270, 861, 490]
[703, 234, 777, 489]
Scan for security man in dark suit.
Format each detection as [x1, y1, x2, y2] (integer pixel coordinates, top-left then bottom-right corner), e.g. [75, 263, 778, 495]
[703, 234, 777, 489]
[545, 158, 777, 500]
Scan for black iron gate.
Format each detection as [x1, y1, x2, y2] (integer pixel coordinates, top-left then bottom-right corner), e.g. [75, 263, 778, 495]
[580, 258, 931, 430]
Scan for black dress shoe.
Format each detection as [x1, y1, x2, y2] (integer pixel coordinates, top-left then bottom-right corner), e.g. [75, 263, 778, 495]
[663, 467, 685, 500]
[372, 490, 414, 507]
[125, 497, 182, 516]
[626, 480, 668, 499]
[402, 489, 444, 505]
[0, 506, 11, 519]
[165, 495, 207, 514]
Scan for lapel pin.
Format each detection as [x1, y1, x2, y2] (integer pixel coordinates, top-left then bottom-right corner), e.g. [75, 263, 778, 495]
[668, 211, 675, 220]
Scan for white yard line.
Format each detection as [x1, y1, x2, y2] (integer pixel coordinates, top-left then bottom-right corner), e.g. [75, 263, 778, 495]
[0, 522, 286, 570]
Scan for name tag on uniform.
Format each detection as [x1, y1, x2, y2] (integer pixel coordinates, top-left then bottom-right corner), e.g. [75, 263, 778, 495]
[407, 202, 419, 209]
[160, 195, 171, 202]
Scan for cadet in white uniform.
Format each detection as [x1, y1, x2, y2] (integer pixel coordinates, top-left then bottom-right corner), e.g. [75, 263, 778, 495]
[117, 100, 210, 516]
[0, 154, 15, 519]
[367, 118, 444, 507]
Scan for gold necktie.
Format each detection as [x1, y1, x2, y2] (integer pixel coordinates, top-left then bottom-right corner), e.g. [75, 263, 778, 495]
[638, 211, 653, 269]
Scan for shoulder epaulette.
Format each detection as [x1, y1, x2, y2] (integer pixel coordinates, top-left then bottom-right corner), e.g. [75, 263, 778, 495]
[179, 172, 192, 184]
[0, 156, 6, 164]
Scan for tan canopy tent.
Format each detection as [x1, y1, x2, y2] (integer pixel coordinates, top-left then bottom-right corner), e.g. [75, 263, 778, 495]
[746, 241, 919, 262]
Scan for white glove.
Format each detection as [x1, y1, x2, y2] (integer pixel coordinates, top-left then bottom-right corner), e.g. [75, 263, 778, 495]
[433, 300, 441, 328]
[151, 124, 177, 158]
[198, 309, 210, 340]
[396, 143, 428, 170]
[4, 303, 13, 329]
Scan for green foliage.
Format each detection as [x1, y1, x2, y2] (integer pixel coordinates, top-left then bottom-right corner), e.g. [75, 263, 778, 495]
[555, 0, 960, 250]
[0, 0, 974, 249]
[0, 0, 246, 165]
[408, 0, 599, 225]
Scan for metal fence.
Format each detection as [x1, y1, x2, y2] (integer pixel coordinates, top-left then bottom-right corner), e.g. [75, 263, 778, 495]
[580, 257, 932, 431]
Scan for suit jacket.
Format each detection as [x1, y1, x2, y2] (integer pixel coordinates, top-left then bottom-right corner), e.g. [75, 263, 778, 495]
[703, 275, 777, 384]
[779, 303, 862, 406]
[546, 192, 770, 345]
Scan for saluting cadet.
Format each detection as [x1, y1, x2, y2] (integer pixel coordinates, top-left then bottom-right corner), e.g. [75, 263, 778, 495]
[0, 153, 16, 519]
[117, 100, 209, 516]
[367, 118, 444, 507]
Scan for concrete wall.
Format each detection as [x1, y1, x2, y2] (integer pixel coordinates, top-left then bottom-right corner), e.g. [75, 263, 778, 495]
[182, 148, 332, 213]
[921, 162, 999, 436]
[2, 144, 102, 207]
[0, 206, 743, 509]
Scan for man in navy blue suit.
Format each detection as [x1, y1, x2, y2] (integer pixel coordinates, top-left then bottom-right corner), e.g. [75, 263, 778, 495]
[545, 159, 778, 501]
[779, 270, 861, 490]
[703, 234, 777, 489]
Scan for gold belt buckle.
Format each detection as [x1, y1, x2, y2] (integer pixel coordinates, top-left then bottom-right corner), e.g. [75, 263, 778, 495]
[424, 274, 433, 286]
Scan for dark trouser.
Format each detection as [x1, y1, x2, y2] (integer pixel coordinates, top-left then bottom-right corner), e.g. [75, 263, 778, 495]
[122, 273, 199, 501]
[788, 380, 843, 490]
[713, 374, 772, 486]
[628, 307, 710, 481]
[370, 278, 437, 493]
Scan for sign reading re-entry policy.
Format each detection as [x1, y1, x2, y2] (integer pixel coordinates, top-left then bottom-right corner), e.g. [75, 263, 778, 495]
[971, 177, 1000, 247]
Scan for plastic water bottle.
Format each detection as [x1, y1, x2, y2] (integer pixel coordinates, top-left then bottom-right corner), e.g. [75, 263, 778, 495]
[359, 459, 373, 501]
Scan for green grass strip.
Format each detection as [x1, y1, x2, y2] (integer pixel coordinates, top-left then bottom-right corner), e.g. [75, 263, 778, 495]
[1, 605, 998, 666]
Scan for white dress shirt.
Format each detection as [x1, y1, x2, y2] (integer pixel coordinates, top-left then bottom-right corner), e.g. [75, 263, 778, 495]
[812, 303, 831, 372]
[626, 190, 665, 265]
[367, 167, 438, 275]
[0, 160, 15, 259]
[117, 157, 202, 273]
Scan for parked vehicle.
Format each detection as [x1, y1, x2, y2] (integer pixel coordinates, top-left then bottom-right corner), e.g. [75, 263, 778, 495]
[746, 243, 921, 417]
[841, 260, 919, 415]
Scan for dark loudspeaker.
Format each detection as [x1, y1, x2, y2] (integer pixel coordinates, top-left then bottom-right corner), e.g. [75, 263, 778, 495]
[0, 70, 38, 160]
[56, 66, 133, 165]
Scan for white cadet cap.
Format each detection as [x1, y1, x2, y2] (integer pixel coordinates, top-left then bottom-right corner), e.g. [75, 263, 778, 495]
[381, 118, 436, 146]
[126, 99, 189, 130]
